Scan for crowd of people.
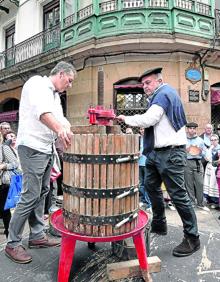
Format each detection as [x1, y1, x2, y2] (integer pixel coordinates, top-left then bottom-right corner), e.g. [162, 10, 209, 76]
[184, 122, 220, 215]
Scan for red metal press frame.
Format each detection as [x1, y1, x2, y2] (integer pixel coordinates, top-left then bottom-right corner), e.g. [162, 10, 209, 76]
[51, 209, 150, 282]
[87, 105, 115, 126]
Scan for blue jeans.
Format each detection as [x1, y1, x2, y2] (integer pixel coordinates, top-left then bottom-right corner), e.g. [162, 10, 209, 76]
[139, 166, 151, 208]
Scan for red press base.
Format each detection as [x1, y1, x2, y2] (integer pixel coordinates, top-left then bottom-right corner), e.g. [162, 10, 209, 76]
[51, 209, 149, 282]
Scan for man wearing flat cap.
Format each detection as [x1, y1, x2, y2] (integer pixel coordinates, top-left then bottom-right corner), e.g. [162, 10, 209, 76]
[185, 122, 208, 211]
[117, 67, 200, 257]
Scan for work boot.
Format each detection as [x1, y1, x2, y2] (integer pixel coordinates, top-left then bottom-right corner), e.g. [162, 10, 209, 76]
[29, 236, 61, 249]
[173, 236, 200, 257]
[150, 222, 167, 235]
[5, 245, 32, 264]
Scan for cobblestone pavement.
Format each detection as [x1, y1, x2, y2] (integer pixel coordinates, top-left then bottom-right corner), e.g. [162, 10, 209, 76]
[0, 206, 219, 282]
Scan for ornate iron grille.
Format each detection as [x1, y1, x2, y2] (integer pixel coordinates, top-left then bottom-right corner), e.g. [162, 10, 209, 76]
[115, 90, 148, 133]
[211, 105, 220, 131]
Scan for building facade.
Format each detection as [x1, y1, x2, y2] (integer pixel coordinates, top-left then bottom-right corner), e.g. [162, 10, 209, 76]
[0, 0, 220, 133]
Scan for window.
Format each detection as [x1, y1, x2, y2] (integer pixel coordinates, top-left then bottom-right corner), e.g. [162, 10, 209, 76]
[64, 0, 74, 18]
[43, 0, 60, 30]
[5, 24, 15, 50]
[5, 24, 15, 67]
[114, 78, 147, 133]
[43, 0, 60, 51]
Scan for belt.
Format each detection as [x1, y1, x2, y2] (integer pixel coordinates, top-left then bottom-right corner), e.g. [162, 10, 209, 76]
[154, 145, 186, 151]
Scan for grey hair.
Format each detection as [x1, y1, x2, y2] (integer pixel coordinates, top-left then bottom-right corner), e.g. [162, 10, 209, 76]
[50, 61, 77, 76]
[0, 122, 11, 129]
[156, 73, 163, 81]
[211, 133, 219, 140]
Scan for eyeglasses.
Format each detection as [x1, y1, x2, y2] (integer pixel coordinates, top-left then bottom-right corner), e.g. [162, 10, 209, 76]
[211, 139, 218, 141]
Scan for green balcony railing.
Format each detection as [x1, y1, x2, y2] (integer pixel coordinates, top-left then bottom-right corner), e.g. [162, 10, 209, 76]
[0, 25, 60, 71]
[0, 1, 215, 72]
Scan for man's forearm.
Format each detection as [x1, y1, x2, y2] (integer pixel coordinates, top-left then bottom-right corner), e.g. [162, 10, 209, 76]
[125, 105, 164, 128]
[40, 112, 63, 134]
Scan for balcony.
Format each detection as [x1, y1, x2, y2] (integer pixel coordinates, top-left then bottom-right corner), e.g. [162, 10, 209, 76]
[0, 1, 215, 73]
[0, 25, 60, 71]
[61, 0, 214, 49]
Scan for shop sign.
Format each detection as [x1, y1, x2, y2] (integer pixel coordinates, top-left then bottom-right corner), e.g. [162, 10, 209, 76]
[189, 90, 200, 102]
[185, 67, 202, 84]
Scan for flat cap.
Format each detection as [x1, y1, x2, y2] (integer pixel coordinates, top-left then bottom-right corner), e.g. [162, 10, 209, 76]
[138, 67, 162, 82]
[186, 122, 198, 128]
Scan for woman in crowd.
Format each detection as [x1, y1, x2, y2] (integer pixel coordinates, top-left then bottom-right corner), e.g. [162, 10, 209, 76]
[0, 130, 21, 238]
[203, 134, 220, 208]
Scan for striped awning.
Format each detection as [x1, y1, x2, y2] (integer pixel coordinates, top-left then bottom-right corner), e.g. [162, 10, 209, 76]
[0, 110, 19, 122]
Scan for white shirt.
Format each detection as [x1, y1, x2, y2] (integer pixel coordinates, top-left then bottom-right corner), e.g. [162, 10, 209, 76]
[16, 75, 69, 154]
[124, 104, 187, 148]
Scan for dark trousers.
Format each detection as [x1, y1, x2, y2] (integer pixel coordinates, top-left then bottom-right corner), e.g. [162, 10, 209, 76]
[139, 166, 151, 207]
[7, 145, 53, 247]
[145, 147, 198, 238]
[0, 184, 11, 236]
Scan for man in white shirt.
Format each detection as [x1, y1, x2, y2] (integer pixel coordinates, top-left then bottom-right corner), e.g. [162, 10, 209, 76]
[117, 67, 200, 257]
[5, 61, 76, 264]
[200, 123, 213, 169]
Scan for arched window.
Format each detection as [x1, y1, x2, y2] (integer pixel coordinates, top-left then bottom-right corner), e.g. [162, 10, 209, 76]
[0, 98, 19, 131]
[114, 77, 147, 133]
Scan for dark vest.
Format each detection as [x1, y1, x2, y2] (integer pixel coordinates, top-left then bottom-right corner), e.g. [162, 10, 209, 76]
[143, 84, 187, 155]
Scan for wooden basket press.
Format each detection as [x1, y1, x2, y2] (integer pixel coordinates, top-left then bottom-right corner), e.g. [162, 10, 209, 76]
[62, 125, 139, 237]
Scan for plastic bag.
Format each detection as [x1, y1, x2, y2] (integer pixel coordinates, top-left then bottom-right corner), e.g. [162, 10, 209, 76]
[4, 174, 22, 210]
[50, 167, 61, 182]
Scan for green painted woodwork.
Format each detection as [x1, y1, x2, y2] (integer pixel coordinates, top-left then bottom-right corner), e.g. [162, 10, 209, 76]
[60, 0, 215, 49]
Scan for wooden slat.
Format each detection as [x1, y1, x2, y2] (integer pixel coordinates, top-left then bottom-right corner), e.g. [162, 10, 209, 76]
[99, 134, 107, 237]
[134, 134, 140, 218]
[69, 134, 75, 231]
[71, 125, 106, 134]
[107, 256, 161, 281]
[130, 134, 136, 230]
[73, 134, 80, 233]
[118, 134, 126, 234]
[92, 134, 100, 236]
[113, 134, 121, 235]
[79, 134, 86, 233]
[106, 125, 122, 134]
[125, 134, 132, 233]
[85, 134, 93, 235]
[106, 134, 114, 236]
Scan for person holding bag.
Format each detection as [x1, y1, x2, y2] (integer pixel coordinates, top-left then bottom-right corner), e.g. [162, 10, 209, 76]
[0, 130, 21, 238]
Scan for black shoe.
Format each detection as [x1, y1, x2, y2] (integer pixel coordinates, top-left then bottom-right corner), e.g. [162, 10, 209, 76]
[150, 222, 167, 235]
[173, 236, 200, 257]
[4, 230, 8, 238]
